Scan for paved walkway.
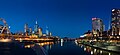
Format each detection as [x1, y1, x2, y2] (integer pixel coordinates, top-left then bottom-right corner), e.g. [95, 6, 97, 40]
[93, 45, 120, 53]
[32, 44, 48, 55]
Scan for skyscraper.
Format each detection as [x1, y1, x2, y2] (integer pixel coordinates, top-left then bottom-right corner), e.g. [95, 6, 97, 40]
[92, 18, 104, 37]
[111, 9, 120, 36]
[24, 23, 29, 36]
[34, 20, 39, 34]
[38, 27, 42, 37]
[29, 27, 32, 35]
[46, 26, 49, 36]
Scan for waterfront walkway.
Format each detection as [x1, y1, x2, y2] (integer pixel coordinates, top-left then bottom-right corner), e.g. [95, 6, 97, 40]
[77, 41, 120, 53]
[93, 44, 120, 53]
[32, 44, 48, 55]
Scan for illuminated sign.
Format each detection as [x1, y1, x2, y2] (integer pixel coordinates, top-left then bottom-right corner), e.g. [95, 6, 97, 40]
[92, 18, 97, 20]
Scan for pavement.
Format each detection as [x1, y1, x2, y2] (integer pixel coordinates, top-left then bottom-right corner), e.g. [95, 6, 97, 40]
[32, 44, 48, 55]
[92, 43, 120, 53]
[78, 41, 120, 53]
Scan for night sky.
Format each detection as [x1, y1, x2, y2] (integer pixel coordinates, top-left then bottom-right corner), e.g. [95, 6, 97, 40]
[0, 0, 120, 38]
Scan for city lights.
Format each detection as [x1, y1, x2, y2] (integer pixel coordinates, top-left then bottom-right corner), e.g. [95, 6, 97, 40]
[0, 39, 12, 42]
[0, 0, 119, 55]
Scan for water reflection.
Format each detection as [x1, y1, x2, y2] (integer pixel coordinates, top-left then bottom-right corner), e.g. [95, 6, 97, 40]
[37, 42, 54, 47]
[38, 42, 54, 50]
[23, 41, 119, 55]
[60, 39, 64, 46]
[24, 44, 35, 48]
[22, 42, 54, 55]
[61, 41, 63, 46]
[77, 43, 119, 55]
[23, 42, 54, 48]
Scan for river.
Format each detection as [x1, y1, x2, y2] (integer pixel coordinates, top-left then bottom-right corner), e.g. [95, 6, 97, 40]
[0, 41, 119, 55]
[42, 41, 119, 55]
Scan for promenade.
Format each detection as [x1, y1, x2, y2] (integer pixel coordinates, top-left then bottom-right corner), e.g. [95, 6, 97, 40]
[77, 40, 120, 53]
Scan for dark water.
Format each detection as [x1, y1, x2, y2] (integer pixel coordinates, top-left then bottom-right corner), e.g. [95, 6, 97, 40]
[42, 41, 119, 55]
[0, 42, 36, 55]
[0, 41, 119, 55]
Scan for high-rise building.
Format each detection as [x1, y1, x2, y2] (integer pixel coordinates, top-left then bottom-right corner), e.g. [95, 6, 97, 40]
[92, 18, 104, 37]
[24, 24, 29, 35]
[111, 9, 120, 36]
[34, 20, 39, 34]
[29, 27, 32, 35]
[38, 27, 42, 37]
[46, 26, 49, 36]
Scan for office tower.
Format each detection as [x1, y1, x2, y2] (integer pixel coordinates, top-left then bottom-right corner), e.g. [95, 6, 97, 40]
[34, 20, 39, 34]
[111, 9, 120, 36]
[38, 27, 42, 37]
[46, 26, 49, 36]
[29, 27, 32, 35]
[92, 18, 104, 37]
[24, 24, 29, 35]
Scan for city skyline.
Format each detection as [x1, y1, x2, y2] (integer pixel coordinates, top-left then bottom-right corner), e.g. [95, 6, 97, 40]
[0, 0, 120, 38]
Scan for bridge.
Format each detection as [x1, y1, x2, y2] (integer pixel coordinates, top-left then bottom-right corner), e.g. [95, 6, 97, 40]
[0, 18, 10, 34]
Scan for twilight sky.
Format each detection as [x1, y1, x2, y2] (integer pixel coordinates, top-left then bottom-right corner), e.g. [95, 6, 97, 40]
[0, 0, 120, 38]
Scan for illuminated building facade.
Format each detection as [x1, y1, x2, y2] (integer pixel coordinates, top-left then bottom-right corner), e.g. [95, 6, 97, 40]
[34, 20, 39, 34]
[29, 27, 32, 35]
[92, 18, 104, 37]
[24, 24, 29, 35]
[46, 26, 49, 36]
[111, 9, 120, 36]
[38, 27, 42, 37]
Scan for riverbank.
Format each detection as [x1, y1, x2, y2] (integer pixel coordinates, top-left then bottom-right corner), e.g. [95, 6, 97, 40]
[77, 41, 120, 53]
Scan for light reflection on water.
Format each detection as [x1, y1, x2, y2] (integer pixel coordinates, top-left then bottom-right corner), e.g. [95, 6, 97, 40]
[77, 44, 119, 55]
[23, 42, 53, 55]
[24, 44, 35, 48]
[24, 42, 54, 48]
[37, 42, 54, 47]
[23, 41, 120, 55]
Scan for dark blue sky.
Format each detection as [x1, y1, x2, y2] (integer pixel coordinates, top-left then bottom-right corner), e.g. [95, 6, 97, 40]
[0, 0, 120, 38]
